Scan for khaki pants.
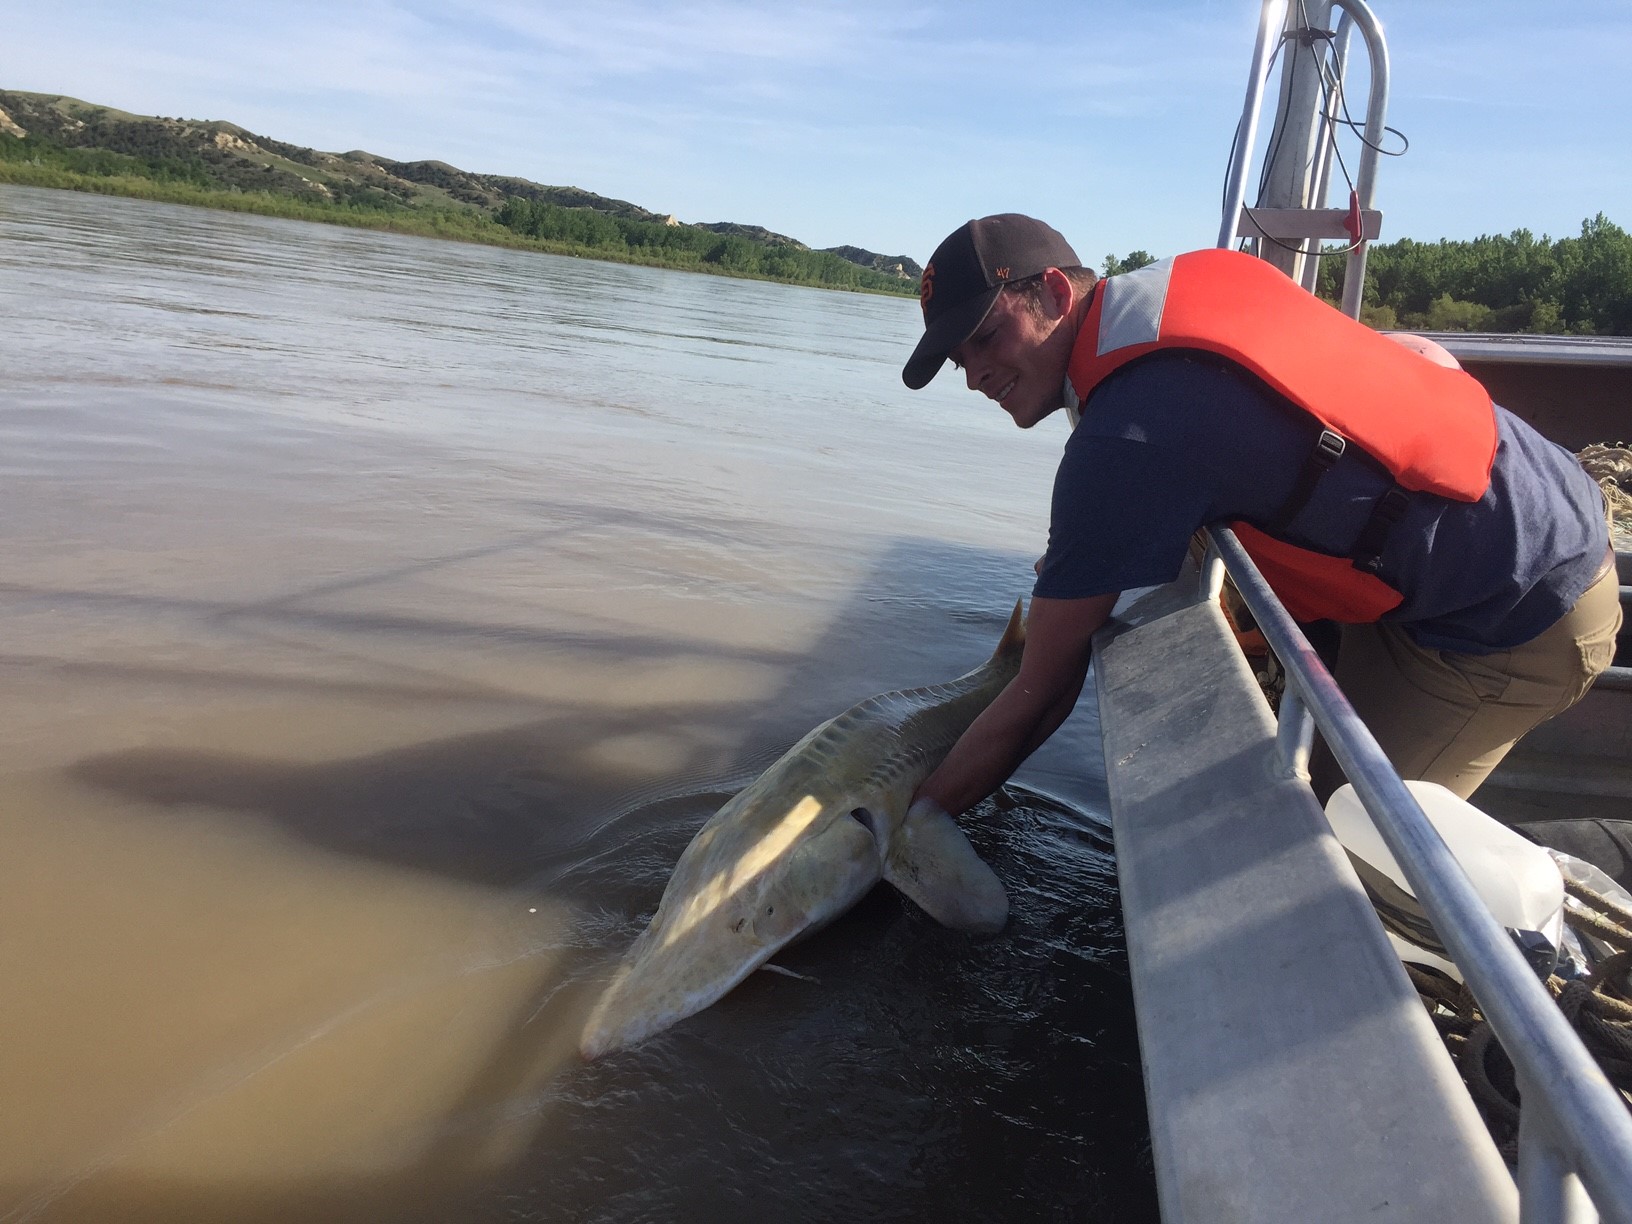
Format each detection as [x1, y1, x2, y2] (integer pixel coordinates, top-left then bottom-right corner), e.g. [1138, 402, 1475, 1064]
[1311, 556, 1623, 802]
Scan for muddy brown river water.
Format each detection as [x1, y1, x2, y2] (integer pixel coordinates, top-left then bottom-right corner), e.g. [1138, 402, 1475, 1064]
[0, 184, 1156, 1222]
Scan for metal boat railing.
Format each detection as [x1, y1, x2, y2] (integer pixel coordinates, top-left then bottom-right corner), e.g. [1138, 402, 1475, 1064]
[1219, 0, 1389, 315]
[1200, 529, 1632, 1224]
[1118, 2, 1632, 1214]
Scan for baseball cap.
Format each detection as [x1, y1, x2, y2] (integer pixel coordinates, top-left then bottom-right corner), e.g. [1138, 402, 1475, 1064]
[901, 214, 1080, 390]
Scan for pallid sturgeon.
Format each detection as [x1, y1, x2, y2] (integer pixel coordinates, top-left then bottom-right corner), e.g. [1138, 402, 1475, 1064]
[580, 601, 1025, 1059]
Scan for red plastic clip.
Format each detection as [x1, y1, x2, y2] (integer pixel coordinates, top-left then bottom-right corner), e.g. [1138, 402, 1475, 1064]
[1343, 189, 1364, 243]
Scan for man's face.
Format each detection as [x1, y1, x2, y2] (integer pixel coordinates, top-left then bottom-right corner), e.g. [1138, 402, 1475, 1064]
[946, 283, 1072, 429]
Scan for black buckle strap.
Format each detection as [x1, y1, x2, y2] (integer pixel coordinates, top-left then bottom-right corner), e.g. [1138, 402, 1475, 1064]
[1352, 485, 1412, 574]
[1271, 427, 1347, 531]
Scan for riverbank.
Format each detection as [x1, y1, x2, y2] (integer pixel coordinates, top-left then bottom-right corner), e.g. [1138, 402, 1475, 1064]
[0, 161, 918, 297]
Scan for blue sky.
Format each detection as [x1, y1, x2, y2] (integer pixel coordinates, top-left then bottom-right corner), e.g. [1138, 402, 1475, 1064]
[12, 1, 1630, 265]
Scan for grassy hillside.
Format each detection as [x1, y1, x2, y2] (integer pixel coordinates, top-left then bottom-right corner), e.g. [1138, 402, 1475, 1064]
[0, 90, 921, 295]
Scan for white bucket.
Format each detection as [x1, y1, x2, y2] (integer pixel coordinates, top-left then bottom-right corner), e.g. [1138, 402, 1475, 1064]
[1324, 780, 1565, 982]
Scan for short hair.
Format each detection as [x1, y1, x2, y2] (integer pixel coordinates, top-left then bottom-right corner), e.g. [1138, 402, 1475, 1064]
[1001, 266, 1099, 319]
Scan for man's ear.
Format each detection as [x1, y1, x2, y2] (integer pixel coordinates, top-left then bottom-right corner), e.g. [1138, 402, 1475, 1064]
[1040, 266, 1076, 320]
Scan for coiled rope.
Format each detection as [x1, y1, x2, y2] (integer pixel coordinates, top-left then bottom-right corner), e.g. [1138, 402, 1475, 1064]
[1579, 442, 1632, 548]
[1407, 878, 1632, 1159]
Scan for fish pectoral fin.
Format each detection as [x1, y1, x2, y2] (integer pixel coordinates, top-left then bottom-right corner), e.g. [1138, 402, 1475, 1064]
[883, 798, 1008, 934]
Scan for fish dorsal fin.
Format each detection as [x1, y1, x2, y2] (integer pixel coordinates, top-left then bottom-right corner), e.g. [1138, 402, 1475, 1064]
[988, 598, 1027, 667]
[883, 799, 1008, 934]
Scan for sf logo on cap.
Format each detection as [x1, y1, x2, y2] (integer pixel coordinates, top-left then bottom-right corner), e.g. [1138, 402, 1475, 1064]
[919, 263, 935, 313]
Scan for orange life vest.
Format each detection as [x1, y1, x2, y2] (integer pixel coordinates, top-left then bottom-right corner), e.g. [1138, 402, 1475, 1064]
[1066, 249, 1499, 623]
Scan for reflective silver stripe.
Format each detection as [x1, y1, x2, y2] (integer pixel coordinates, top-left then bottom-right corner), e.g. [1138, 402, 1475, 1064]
[1097, 256, 1176, 357]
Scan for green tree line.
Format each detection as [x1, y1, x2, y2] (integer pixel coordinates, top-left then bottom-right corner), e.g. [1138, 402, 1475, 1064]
[1318, 214, 1632, 335]
[491, 197, 912, 291]
[1102, 224, 1631, 337]
[0, 130, 220, 190]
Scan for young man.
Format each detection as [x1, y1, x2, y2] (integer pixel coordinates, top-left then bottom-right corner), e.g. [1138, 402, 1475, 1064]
[901, 213, 1621, 839]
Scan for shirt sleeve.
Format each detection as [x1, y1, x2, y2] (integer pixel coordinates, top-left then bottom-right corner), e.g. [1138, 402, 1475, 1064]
[1033, 430, 1218, 599]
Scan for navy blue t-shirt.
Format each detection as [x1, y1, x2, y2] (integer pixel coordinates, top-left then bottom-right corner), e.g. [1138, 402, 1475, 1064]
[1033, 350, 1609, 653]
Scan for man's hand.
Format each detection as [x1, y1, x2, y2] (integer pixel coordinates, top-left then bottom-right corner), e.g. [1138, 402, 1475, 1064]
[914, 592, 1119, 818]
